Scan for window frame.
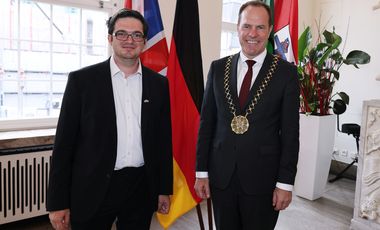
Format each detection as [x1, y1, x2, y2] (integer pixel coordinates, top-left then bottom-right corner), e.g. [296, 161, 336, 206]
[0, 0, 116, 131]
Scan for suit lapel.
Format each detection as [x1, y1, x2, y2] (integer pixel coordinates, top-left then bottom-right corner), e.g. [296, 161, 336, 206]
[230, 54, 242, 114]
[102, 58, 115, 109]
[141, 66, 151, 140]
[95, 58, 117, 122]
[101, 58, 118, 139]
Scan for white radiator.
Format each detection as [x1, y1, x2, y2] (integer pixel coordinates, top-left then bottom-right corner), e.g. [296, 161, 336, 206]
[0, 150, 52, 224]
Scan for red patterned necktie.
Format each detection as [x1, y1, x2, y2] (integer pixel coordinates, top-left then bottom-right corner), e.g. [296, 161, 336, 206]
[239, 60, 255, 108]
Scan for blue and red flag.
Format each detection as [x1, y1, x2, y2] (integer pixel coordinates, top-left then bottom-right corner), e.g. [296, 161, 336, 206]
[125, 0, 169, 74]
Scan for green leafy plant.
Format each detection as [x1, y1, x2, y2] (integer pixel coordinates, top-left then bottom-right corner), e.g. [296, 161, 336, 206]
[298, 26, 371, 115]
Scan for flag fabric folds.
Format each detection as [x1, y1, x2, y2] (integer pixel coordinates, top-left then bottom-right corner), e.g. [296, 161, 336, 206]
[263, 0, 274, 53]
[125, 0, 169, 74]
[156, 0, 204, 228]
[273, 0, 298, 64]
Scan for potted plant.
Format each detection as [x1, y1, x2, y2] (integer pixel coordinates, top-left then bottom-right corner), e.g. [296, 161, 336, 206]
[294, 26, 371, 200]
[298, 26, 371, 115]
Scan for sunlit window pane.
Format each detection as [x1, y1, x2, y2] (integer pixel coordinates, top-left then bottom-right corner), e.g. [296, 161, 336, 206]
[82, 45, 108, 67]
[20, 1, 51, 42]
[1, 77, 18, 118]
[220, 31, 241, 57]
[0, 0, 110, 121]
[221, 0, 255, 57]
[22, 82, 50, 117]
[52, 78, 67, 93]
[53, 5, 80, 44]
[1, 39, 18, 72]
[82, 9, 108, 50]
[0, 0, 19, 42]
[52, 44, 80, 73]
[20, 41, 51, 72]
[222, 0, 246, 24]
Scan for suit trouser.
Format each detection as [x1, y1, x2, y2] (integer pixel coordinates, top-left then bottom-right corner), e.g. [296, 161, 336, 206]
[71, 166, 153, 230]
[210, 169, 279, 230]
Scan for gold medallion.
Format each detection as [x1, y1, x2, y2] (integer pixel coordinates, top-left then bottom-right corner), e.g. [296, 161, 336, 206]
[223, 55, 279, 135]
[231, 115, 249, 134]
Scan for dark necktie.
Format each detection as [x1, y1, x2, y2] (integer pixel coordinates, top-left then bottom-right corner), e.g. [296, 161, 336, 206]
[239, 60, 255, 108]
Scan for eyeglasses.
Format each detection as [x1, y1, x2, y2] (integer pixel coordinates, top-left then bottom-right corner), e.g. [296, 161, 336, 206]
[113, 30, 145, 42]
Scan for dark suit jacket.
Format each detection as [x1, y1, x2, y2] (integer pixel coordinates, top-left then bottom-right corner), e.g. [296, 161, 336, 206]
[196, 53, 299, 195]
[46, 58, 173, 222]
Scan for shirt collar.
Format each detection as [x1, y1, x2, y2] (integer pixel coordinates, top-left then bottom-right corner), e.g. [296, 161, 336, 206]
[110, 55, 142, 78]
[239, 49, 267, 66]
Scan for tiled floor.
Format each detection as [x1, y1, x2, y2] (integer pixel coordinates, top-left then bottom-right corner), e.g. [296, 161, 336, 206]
[2, 176, 355, 230]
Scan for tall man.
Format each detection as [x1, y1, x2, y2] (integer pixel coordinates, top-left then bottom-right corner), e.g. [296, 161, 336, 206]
[47, 9, 173, 230]
[194, 1, 299, 229]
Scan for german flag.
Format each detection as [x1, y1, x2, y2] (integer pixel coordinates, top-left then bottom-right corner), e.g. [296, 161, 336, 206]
[156, 0, 204, 228]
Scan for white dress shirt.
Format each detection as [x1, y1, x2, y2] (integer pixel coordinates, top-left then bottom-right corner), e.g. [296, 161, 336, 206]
[196, 50, 293, 191]
[236, 49, 266, 95]
[110, 56, 144, 170]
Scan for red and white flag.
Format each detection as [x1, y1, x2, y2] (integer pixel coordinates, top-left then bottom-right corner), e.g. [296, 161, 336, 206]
[273, 0, 298, 64]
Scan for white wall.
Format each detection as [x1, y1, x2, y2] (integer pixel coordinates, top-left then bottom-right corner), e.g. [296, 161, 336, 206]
[298, 0, 316, 32]
[299, 0, 380, 162]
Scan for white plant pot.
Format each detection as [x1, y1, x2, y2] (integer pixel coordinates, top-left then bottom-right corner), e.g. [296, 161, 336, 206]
[294, 114, 336, 200]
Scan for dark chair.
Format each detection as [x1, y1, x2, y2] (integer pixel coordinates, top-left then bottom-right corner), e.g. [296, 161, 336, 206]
[329, 99, 359, 183]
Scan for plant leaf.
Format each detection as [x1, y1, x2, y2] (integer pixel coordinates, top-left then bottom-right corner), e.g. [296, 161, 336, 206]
[331, 51, 342, 62]
[343, 50, 371, 66]
[337, 92, 349, 105]
[332, 99, 347, 115]
[323, 29, 336, 45]
[323, 69, 340, 80]
[315, 42, 330, 52]
[298, 26, 311, 61]
[317, 30, 342, 68]
[297, 25, 371, 116]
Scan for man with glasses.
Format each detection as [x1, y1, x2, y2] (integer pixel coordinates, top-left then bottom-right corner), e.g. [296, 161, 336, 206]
[47, 9, 173, 230]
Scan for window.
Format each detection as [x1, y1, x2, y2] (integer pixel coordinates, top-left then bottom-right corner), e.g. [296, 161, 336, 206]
[221, 0, 270, 57]
[220, 0, 248, 57]
[0, 0, 112, 130]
